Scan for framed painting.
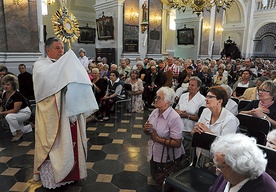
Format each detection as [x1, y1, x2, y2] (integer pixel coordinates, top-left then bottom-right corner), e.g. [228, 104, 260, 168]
[78, 27, 96, 44]
[177, 27, 194, 45]
[96, 16, 114, 40]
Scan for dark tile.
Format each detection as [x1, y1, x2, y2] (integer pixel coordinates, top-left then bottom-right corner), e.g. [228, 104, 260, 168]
[102, 144, 127, 155]
[81, 183, 119, 192]
[0, 175, 16, 191]
[118, 151, 148, 165]
[93, 160, 124, 174]
[138, 161, 152, 177]
[112, 171, 147, 190]
[0, 146, 31, 157]
[87, 150, 106, 162]
[89, 137, 113, 145]
[0, 163, 8, 174]
[7, 154, 34, 168]
[108, 132, 132, 140]
[14, 167, 34, 182]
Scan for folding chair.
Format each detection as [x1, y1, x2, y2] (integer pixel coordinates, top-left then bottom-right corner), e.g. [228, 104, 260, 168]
[114, 83, 132, 118]
[163, 132, 217, 192]
[198, 106, 206, 119]
[257, 144, 276, 180]
[238, 100, 251, 111]
[237, 113, 271, 145]
[231, 97, 239, 104]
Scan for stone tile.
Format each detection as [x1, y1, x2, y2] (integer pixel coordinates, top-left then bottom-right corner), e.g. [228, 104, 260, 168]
[18, 142, 32, 147]
[121, 120, 129, 123]
[105, 123, 114, 127]
[112, 139, 124, 144]
[99, 133, 109, 137]
[90, 145, 103, 150]
[87, 127, 97, 131]
[128, 147, 140, 153]
[86, 162, 94, 169]
[0, 148, 5, 152]
[105, 154, 119, 160]
[133, 124, 142, 128]
[124, 164, 138, 171]
[120, 189, 136, 192]
[96, 174, 113, 182]
[117, 129, 127, 132]
[131, 134, 141, 139]
[135, 117, 143, 120]
[147, 177, 156, 185]
[9, 182, 30, 192]
[1, 168, 20, 176]
[26, 149, 35, 155]
[0, 156, 12, 163]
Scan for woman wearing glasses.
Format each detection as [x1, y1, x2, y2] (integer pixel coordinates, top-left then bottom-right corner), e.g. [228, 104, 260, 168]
[239, 80, 276, 128]
[143, 87, 184, 182]
[191, 86, 239, 167]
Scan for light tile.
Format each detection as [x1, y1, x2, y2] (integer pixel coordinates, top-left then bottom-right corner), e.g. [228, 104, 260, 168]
[131, 134, 141, 139]
[0, 156, 12, 163]
[124, 164, 138, 171]
[112, 139, 123, 144]
[86, 162, 94, 169]
[135, 117, 143, 120]
[26, 149, 35, 155]
[105, 154, 119, 160]
[105, 123, 114, 127]
[90, 145, 103, 150]
[18, 142, 32, 146]
[133, 124, 142, 128]
[117, 129, 127, 132]
[99, 133, 109, 137]
[120, 189, 136, 192]
[96, 174, 113, 182]
[9, 182, 30, 192]
[87, 127, 97, 131]
[128, 147, 140, 153]
[123, 113, 131, 116]
[0, 147, 5, 152]
[121, 120, 129, 123]
[1, 168, 20, 176]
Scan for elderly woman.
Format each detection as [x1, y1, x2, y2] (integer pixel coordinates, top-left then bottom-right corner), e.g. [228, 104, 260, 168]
[136, 61, 147, 81]
[267, 129, 276, 150]
[125, 70, 144, 113]
[91, 68, 107, 104]
[143, 87, 184, 181]
[239, 80, 276, 128]
[210, 133, 276, 192]
[213, 67, 228, 86]
[98, 70, 125, 121]
[0, 74, 32, 142]
[221, 84, 238, 115]
[191, 86, 239, 166]
[175, 77, 205, 157]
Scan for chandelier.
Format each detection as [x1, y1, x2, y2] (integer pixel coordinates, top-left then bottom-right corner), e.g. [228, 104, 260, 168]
[161, 0, 235, 16]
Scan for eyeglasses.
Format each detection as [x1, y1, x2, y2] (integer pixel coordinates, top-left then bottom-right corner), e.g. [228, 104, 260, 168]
[155, 96, 164, 101]
[259, 88, 270, 93]
[206, 95, 217, 99]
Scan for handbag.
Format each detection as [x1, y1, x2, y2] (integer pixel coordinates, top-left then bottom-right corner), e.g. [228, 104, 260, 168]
[155, 139, 183, 185]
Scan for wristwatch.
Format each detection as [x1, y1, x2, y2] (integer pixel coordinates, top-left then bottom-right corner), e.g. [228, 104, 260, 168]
[263, 115, 268, 120]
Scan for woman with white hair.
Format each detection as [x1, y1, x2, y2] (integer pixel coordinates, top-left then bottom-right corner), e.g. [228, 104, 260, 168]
[210, 133, 276, 191]
[266, 129, 276, 150]
[78, 48, 89, 71]
[143, 87, 184, 181]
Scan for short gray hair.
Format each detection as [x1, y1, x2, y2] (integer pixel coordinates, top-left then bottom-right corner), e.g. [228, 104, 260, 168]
[79, 48, 86, 53]
[211, 133, 267, 180]
[220, 84, 232, 98]
[189, 76, 202, 88]
[156, 87, 176, 106]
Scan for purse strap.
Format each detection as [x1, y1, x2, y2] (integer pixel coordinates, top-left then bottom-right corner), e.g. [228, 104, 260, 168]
[160, 139, 167, 163]
[160, 139, 177, 163]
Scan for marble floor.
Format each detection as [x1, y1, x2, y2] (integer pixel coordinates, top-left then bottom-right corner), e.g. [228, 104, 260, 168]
[0, 108, 161, 192]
